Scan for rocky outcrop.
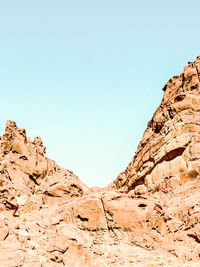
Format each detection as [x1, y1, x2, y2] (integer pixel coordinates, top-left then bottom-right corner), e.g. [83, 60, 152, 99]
[115, 56, 200, 193]
[0, 120, 88, 214]
[2, 56, 200, 266]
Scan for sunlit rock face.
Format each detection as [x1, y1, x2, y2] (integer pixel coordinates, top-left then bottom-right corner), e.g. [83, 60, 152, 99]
[2, 57, 200, 266]
[0, 120, 88, 214]
[115, 56, 200, 193]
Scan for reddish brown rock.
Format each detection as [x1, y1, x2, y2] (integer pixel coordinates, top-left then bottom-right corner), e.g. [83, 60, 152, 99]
[0, 120, 89, 213]
[1, 56, 200, 266]
[115, 56, 200, 193]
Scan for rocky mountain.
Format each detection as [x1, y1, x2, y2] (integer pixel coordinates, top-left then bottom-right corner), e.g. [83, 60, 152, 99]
[1, 56, 200, 266]
[115, 56, 200, 194]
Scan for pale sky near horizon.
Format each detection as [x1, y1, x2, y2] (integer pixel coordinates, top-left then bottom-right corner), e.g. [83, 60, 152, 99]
[0, 0, 200, 187]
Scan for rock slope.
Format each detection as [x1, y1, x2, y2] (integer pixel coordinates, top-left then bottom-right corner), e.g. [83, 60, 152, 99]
[0, 120, 88, 215]
[1, 56, 200, 266]
[115, 56, 200, 194]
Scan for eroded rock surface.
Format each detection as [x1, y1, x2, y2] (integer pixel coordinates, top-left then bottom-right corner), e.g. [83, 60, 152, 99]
[115, 56, 200, 193]
[1, 56, 200, 266]
[0, 120, 88, 215]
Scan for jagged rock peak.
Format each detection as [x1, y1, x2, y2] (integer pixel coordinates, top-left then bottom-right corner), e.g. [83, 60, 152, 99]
[115, 55, 200, 193]
[4, 120, 43, 143]
[0, 120, 89, 214]
[6, 120, 17, 128]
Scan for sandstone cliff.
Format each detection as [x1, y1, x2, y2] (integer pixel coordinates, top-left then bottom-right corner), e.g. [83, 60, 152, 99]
[0, 120, 89, 214]
[1, 56, 200, 266]
[115, 56, 200, 194]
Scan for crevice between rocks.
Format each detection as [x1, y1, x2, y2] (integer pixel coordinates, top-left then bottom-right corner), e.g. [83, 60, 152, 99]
[29, 174, 40, 185]
[77, 214, 89, 222]
[129, 144, 189, 190]
[48, 247, 68, 254]
[188, 233, 200, 243]
[100, 198, 110, 233]
[194, 62, 200, 84]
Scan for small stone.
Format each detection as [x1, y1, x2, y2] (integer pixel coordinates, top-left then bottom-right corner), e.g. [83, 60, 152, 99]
[134, 184, 147, 195]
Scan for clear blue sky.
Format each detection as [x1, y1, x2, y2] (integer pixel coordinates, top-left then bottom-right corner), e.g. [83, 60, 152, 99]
[0, 0, 200, 187]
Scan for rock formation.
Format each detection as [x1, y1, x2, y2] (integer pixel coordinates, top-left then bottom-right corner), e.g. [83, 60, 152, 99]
[115, 56, 200, 194]
[1, 56, 200, 266]
[0, 120, 88, 215]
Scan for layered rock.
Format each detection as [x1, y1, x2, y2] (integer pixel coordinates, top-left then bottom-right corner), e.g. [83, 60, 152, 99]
[115, 56, 200, 193]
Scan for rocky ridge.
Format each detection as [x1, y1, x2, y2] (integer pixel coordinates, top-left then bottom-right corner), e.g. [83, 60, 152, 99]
[115, 56, 200, 194]
[1, 56, 200, 266]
